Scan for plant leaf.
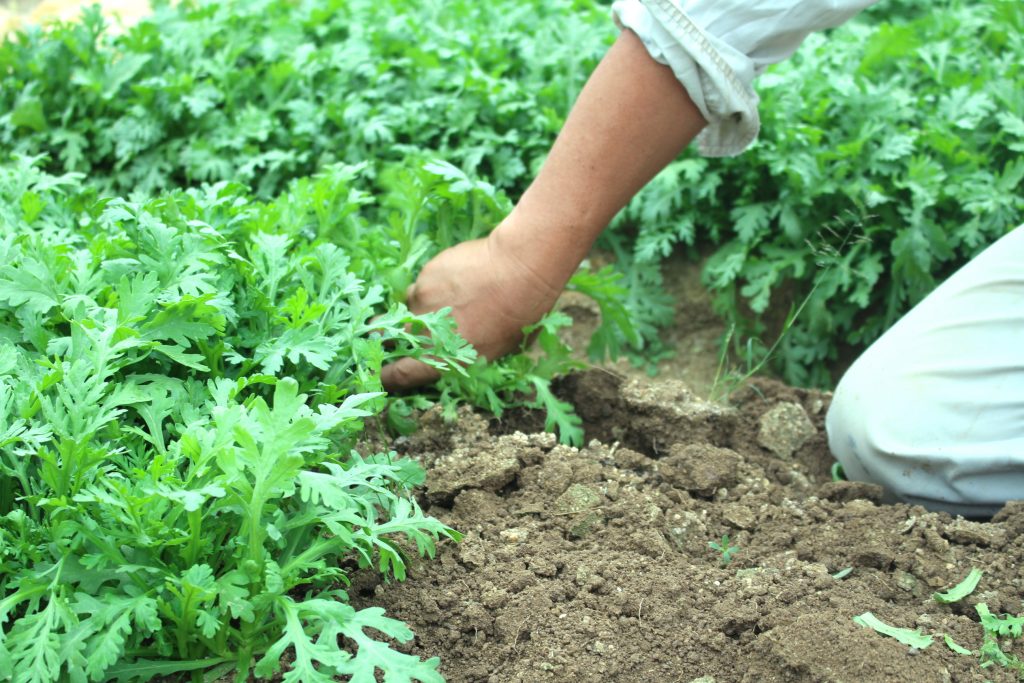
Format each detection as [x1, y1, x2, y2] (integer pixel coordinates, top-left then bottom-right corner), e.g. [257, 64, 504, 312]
[853, 612, 934, 649]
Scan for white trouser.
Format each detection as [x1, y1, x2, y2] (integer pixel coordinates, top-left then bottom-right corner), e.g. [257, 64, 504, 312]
[826, 226, 1024, 518]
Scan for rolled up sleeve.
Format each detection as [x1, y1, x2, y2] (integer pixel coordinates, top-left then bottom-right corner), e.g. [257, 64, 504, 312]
[612, 0, 879, 156]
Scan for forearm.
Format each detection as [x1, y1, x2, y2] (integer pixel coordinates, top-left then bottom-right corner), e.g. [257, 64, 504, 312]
[494, 28, 707, 287]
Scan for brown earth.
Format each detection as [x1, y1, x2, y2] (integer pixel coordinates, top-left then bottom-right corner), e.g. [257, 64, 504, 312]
[559, 251, 727, 399]
[352, 372, 1024, 683]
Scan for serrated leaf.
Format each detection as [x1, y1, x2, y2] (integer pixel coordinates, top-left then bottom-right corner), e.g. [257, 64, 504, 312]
[977, 603, 1024, 638]
[103, 658, 230, 682]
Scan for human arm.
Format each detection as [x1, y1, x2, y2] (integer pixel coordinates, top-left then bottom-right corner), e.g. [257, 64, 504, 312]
[381, 27, 707, 390]
[381, 0, 883, 390]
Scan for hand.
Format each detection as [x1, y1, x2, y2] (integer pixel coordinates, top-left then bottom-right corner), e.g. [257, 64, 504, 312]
[381, 223, 564, 391]
[381, 29, 707, 391]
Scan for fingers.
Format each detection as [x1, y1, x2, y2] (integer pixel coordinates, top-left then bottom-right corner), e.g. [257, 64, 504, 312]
[381, 356, 442, 392]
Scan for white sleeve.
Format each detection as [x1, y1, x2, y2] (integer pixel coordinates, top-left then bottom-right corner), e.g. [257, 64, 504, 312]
[611, 0, 880, 157]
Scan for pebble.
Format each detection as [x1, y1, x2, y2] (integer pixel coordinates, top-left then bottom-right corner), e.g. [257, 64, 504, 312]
[758, 402, 817, 458]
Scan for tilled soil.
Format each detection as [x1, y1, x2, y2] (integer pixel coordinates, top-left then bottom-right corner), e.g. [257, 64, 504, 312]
[352, 371, 1024, 683]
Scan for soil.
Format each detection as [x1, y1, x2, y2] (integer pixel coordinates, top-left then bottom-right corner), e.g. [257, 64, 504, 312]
[559, 251, 727, 399]
[352, 372, 1024, 683]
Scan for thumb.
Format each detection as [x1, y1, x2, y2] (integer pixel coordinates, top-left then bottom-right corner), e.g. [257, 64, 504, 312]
[381, 357, 442, 392]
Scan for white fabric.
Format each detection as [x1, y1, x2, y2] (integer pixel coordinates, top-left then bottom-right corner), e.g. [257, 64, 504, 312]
[827, 226, 1024, 518]
[612, 0, 878, 156]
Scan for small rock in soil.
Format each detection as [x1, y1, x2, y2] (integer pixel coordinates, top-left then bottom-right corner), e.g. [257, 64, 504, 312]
[721, 503, 756, 530]
[426, 447, 518, 503]
[757, 401, 816, 458]
[896, 570, 921, 595]
[818, 479, 884, 503]
[943, 518, 1007, 547]
[554, 484, 605, 538]
[499, 527, 530, 544]
[660, 443, 741, 497]
[554, 483, 602, 514]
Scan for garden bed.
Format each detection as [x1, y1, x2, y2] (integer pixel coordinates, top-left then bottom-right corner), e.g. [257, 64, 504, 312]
[353, 372, 1023, 682]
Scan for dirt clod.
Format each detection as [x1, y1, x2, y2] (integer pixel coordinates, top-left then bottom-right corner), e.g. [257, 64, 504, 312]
[943, 518, 1007, 548]
[819, 479, 885, 503]
[659, 443, 742, 497]
[757, 401, 817, 458]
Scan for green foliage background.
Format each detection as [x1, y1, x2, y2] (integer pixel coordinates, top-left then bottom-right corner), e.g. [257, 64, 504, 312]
[2, 0, 1021, 387]
[615, 0, 1024, 385]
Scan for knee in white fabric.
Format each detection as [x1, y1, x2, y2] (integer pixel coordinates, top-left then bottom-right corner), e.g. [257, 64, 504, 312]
[827, 359, 997, 518]
[827, 227, 1024, 518]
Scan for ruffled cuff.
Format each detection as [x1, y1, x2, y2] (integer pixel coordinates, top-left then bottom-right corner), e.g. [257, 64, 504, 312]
[611, 0, 760, 157]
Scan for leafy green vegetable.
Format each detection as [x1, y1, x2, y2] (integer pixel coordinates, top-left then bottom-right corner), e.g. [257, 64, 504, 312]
[977, 604, 1024, 639]
[3, 1, 1023, 678]
[0, 4, 641, 674]
[976, 603, 1024, 676]
[0, 154, 479, 681]
[708, 534, 740, 567]
[933, 568, 983, 604]
[853, 612, 934, 649]
[0, 0, 610, 199]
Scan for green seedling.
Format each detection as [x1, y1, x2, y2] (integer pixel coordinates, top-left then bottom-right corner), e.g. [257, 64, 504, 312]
[832, 567, 853, 580]
[708, 535, 741, 566]
[855, 570, 1024, 678]
[977, 604, 1024, 639]
[977, 603, 1024, 675]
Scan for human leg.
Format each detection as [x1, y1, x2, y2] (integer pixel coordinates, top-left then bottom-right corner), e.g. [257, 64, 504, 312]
[826, 226, 1024, 517]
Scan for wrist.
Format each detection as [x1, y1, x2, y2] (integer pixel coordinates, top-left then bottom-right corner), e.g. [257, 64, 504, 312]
[489, 209, 593, 295]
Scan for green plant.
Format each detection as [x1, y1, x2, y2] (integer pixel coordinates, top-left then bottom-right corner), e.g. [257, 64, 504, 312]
[0, 3, 645, 676]
[706, 212, 872, 401]
[0, 154, 482, 681]
[0, 0, 611, 199]
[708, 534, 740, 566]
[977, 604, 1024, 676]
[855, 569, 1024, 679]
[0, 0, 650, 436]
[0, 129, 631, 678]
